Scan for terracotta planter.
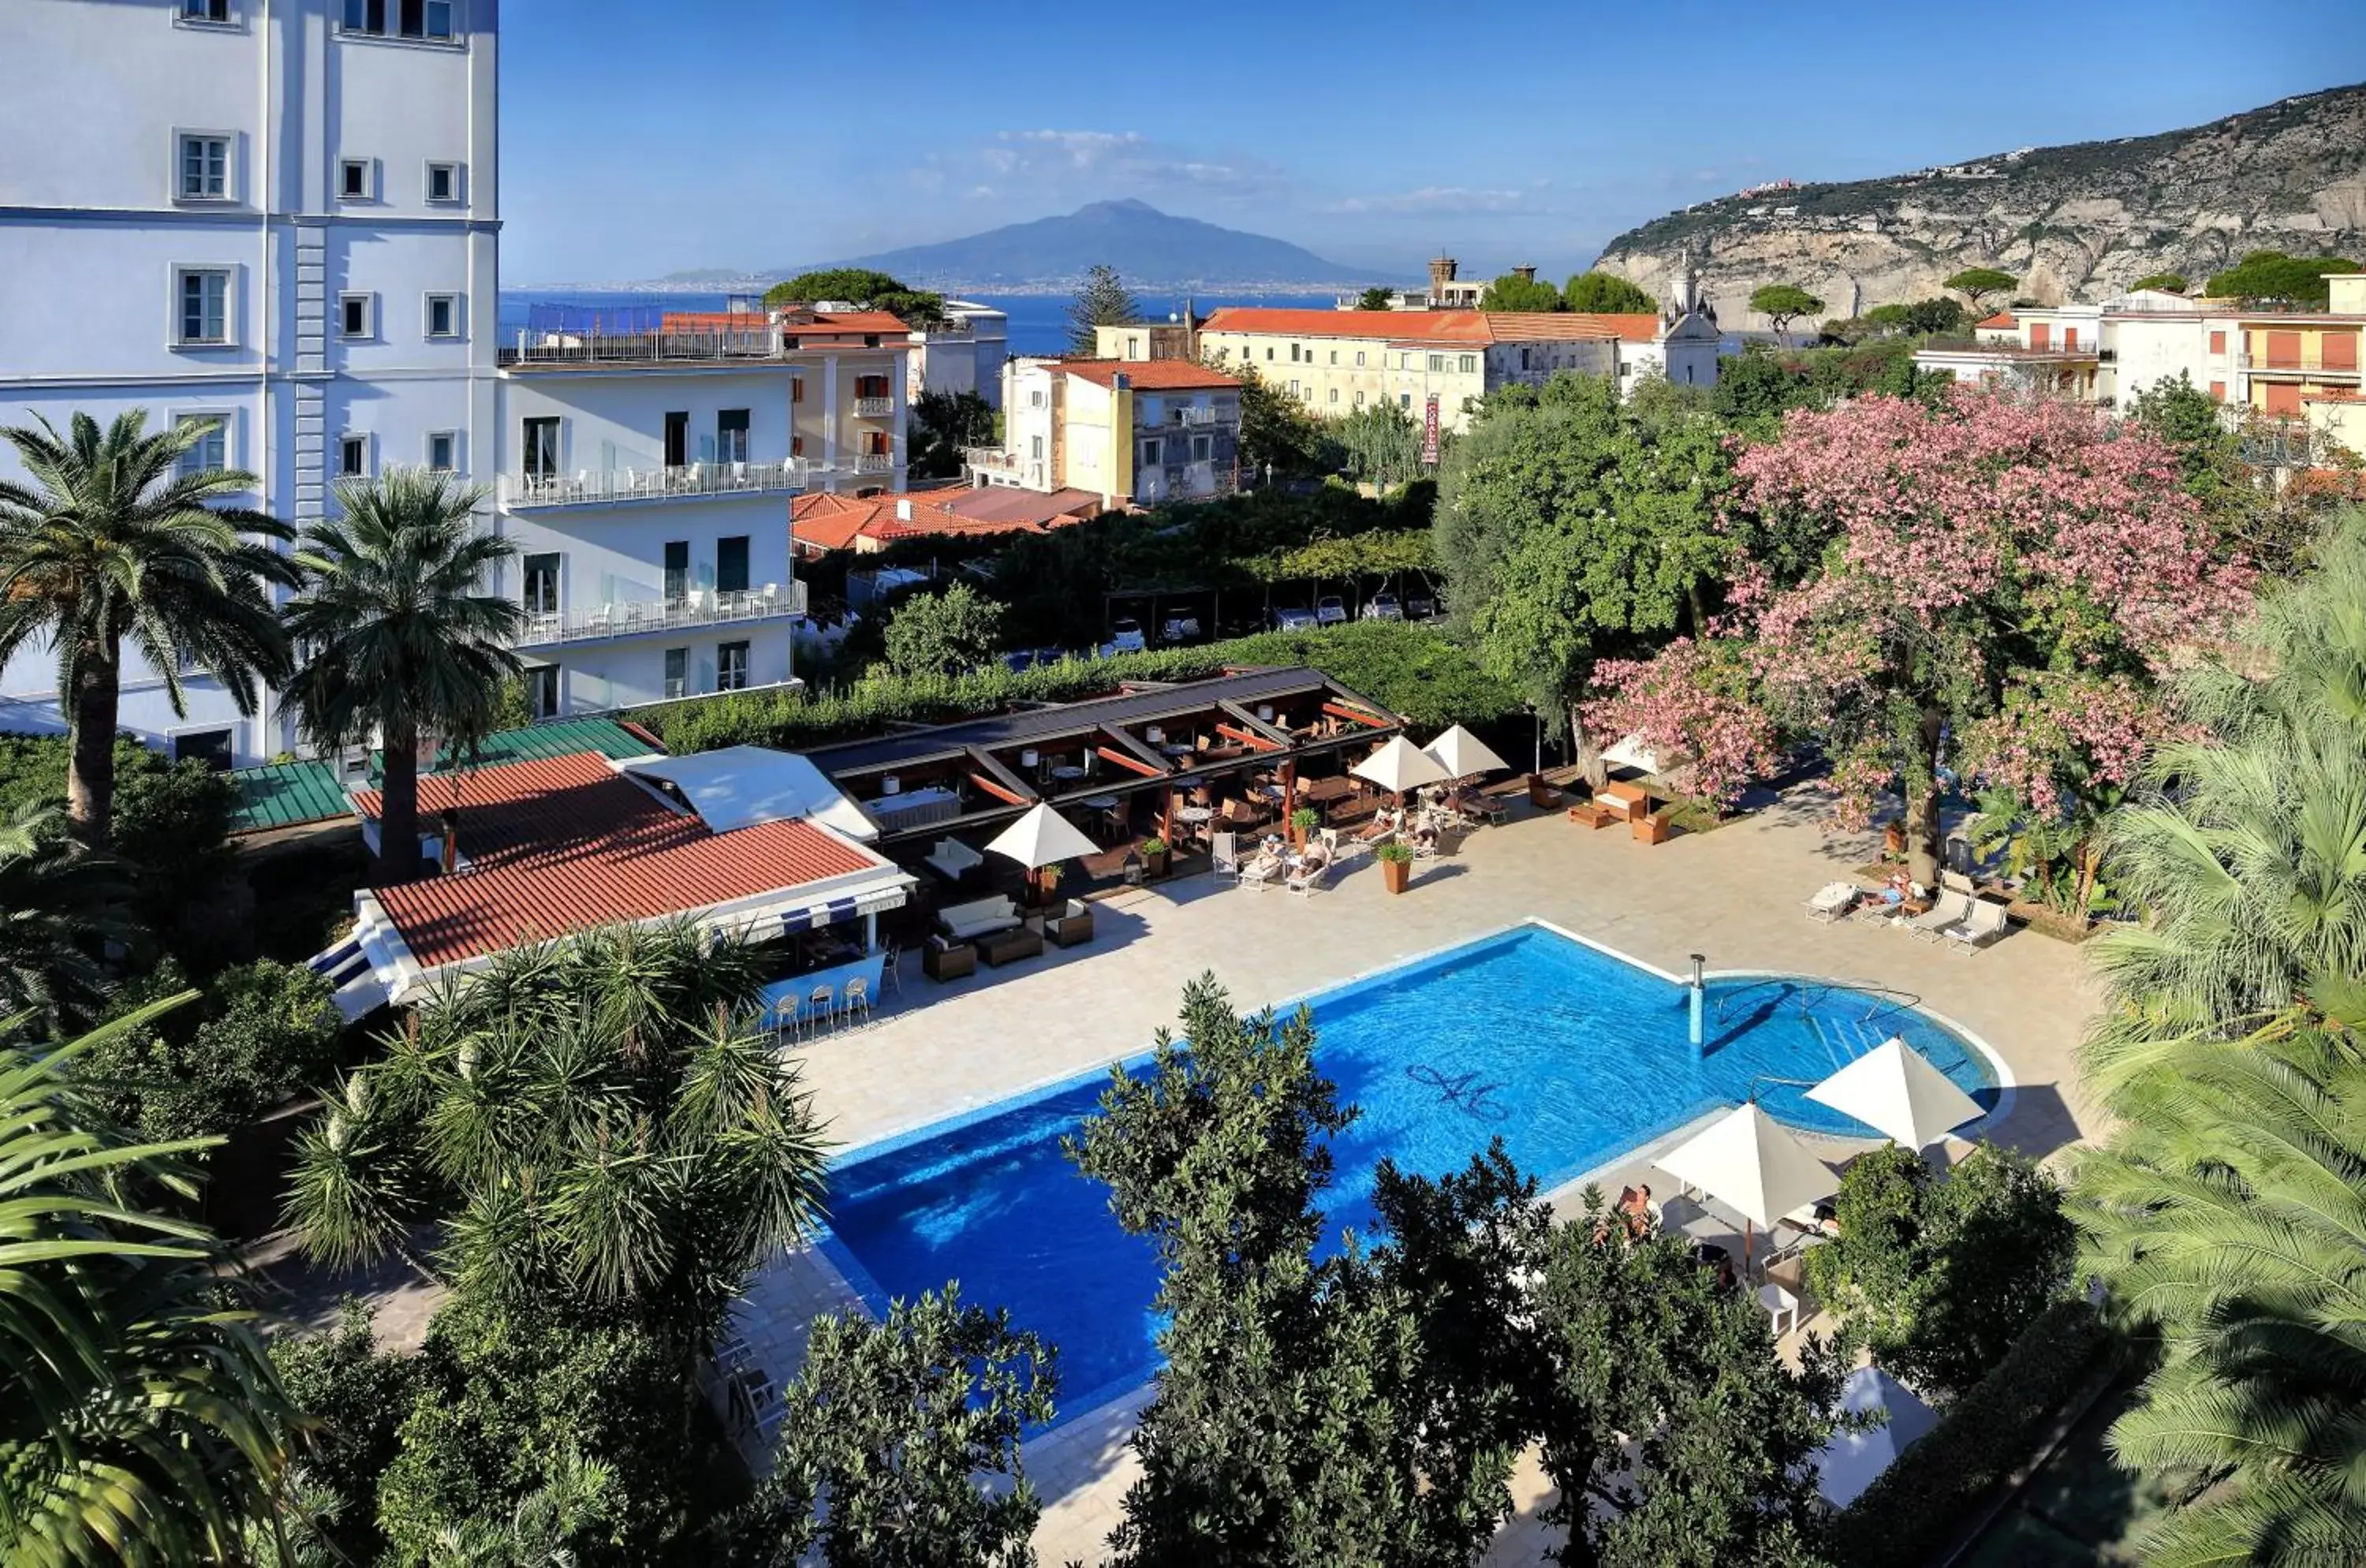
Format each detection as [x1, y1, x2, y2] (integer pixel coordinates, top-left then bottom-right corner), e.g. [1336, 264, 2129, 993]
[1142, 849, 1170, 880]
[1379, 857, 1411, 894]
[1882, 821, 1908, 857]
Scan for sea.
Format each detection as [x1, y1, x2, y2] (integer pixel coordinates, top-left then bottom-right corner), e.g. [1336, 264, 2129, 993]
[495, 289, 1342, 357]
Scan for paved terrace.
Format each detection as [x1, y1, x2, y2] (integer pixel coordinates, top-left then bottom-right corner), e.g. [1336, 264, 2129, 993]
[738, 777, 2107, 1562]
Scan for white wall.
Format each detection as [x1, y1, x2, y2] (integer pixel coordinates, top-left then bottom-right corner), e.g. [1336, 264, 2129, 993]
[0, 0, 499, 767]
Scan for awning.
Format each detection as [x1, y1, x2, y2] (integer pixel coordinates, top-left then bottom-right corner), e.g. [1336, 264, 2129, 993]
[1804, 1036, 1985, 1148]
[778, 881, 909, 935]
[1423, 724, 1509, 778]
[621, 746, 881, 841]
[1353, 735, 1453, 794]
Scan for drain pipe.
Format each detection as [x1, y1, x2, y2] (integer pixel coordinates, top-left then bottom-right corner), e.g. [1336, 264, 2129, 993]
[1689, 954, 1706, 1054]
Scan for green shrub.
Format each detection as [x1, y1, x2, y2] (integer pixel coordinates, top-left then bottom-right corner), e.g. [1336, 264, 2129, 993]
[268, 1300, 423, 1566]
[83, 957, 340, 1142]
[632, 621, 1521, 755]
[1827, 1298, 2117, 1568]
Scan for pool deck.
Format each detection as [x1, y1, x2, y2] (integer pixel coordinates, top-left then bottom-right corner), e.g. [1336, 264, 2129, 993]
[730, 777, 2107, 1562]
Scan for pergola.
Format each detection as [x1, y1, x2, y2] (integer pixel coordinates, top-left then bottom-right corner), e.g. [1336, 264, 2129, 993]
[805, 666, 1403, 853]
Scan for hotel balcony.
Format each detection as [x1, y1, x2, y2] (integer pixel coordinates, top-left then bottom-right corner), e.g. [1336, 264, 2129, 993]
[513, 582, 809, 651]
[1167, 405, 1227, 427]
[2237, 350, 2361, 375]
[967, 447, 1047, 488]
[854, 453, 894, 475]
[498, 460, 812, 510]
[851, 395, 898, 418]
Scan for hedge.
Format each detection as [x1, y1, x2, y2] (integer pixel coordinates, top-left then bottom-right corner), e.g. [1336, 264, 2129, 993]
[629, 620, 1523, 755]
[1826, 1297, 2118, 1568]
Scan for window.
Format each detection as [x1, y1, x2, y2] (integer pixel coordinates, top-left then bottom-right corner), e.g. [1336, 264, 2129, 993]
[180, 0, 231, 22]
[792, 377, 806, 405]
[427, 431, 456, 471]
[2207, 379, 2226, 403]
[425, 293, 459, 338]
[1141, 437, 1162, 466]
[716, 536, 750, 595]
[717, 641, 751, 692]
[1400, 393, 1413, 409]
[1288, 381, 1300, 398]
[338, 435, 368, 476]
[663, 648, 688, 700]
[1029, 389, 1045, 408]
[1458, 354, 1476, 373]
[1427, 353, 1445, 372]
[717, 409, 750, 464]
[1355, 350, 1366, 368]
[2208, 330, 2226, 355]
[1327, 387, 1338, 403]
[526, 665, 558, 720]
[342, 0, 455, 39]
[1354, 390, 1366, 406]
[862, 430, 890, 457]
[663, 541, 689, 603]
[339, 293, 373, 339]
[663, 410, 688, 467]
[853, 375, 890, 401]
[521, 416, 559, 479]
[1289, 343, 1301, 363]
[1192, 434, 1211, 461]
[175, 267, 230, 345]
[1264, 346, 1274, 361]
[177, 134, 230, 200]
[790, 435, 804, 457]
[522, 554, 561, 615]
[1329, 349, 1338, 364]
[176, 414, 227, 476]
[1400, 353, 1414, 369]
[1030, 435, 1043, 460]
[174, 729, 236, 771]
[425, 162, 460, 203]
[338, 159, 372, 200]
[1126, 334, 1141, 357]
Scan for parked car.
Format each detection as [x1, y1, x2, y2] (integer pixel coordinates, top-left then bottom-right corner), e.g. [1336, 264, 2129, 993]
[1160, 612, 1203, 644]
[1406, 592, 1439, 621]
[1106, 618, 1147, 653]
[1272, 604, 1318, 630]
[1363, 592, 1403, 622]
[1315, 595, 1348, 626]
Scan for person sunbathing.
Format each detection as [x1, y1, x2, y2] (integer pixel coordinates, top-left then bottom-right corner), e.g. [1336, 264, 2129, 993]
[1618, 1183, 1656, 1240]
[1355, 808, 1399, 842]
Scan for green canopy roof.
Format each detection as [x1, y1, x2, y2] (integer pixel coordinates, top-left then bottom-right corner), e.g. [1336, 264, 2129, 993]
[228, 718, 663, 835]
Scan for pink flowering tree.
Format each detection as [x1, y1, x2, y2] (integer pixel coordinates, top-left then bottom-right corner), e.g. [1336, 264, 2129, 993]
[1954, 671, 2181, 913]
[1604, 387, 2253, 887]
[1584, 640, 1779, 810]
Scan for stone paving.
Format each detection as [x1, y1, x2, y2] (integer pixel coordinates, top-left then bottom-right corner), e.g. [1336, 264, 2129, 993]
[737, 778, 2107, 1562]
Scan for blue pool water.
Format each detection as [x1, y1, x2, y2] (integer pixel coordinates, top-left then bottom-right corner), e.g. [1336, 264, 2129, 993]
[819, 924, 1998, 1419]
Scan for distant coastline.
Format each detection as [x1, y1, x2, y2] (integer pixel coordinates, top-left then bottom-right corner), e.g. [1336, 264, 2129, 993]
[507, 278, 1390, 297]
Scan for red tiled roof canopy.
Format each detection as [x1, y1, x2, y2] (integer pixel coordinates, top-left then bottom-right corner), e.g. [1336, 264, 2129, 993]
[1055, 358, 1241, 391]
[1203, 307, 1667, 346]
[1977, 312, 2017, 329]
[358, 752, 879, 969]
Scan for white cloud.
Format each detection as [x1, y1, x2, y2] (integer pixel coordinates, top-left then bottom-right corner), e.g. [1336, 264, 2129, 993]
[1327, 186, 1536, 215]
[905, 129, 1282, 200]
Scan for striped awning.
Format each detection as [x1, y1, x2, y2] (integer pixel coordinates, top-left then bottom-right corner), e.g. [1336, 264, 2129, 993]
[779, 883, 908, 935]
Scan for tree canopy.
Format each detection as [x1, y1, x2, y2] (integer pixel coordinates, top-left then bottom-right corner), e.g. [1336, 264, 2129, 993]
[764, 268, 946, 326]
[907, 390, 996, 481]
[2204, 249, 2361, 309]
[1066, 263, 1142, 355]
[1477, 273, 1564, 312]
[2127, 271, 2188, 294]
[1355, 284, 1396, 311]
[881, 581, 1006, 678]
[1942, 267, 2017, 309]
[1563, 271, 1657, 314]
[1749, 283, 1824, 344]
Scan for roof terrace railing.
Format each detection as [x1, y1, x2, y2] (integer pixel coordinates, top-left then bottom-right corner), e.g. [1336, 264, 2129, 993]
[513, 583, 809, 650]
[499, 460, 814, 509]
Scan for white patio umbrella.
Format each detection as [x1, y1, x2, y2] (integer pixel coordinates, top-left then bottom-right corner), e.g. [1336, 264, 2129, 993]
[984, 803, 1099, 870]
[1804, 1036, 1986, 1149]
[1352, 735, 1453, 797]
[1656, 1102, 1836, 1264]
[1600, 732, 1675, 777]
[1423, 724, 1510, 780]
[1814, 1367, 1940, 1509]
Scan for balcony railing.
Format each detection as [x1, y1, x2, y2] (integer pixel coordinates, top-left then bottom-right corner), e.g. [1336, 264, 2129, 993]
[851, 395, 897, 418]
[967, 448, 1047, 487]
[2238, 351, 2360, 374]
[502, 324, 783, 366]
[498, 460, 812, 510]
[854, 453, 894, 474]
[513, 583, 808, 650]
[1168, 405, 1226, 426]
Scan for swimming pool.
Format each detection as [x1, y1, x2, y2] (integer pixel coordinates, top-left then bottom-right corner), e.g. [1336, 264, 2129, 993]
[818, 923, 2000, 1421]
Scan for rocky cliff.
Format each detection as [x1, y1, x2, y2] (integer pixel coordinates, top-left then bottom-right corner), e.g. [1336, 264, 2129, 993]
[1598, 82, 2366, 330]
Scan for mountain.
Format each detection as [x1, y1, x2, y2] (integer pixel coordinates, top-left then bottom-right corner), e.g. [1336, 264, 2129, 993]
[788, 200, 1360, 291]
[1597, 82, 2366, 330]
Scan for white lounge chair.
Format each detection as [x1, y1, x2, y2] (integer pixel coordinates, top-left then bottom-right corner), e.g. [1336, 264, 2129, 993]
[1944, 898, 2012, 954]
[1903, 887, 1973, 943]
[1211, 830, 1241, 883]
[924, 837, 984, 883]
[1804, 882, 1858, 924]
[1285, 857, 1330, 898]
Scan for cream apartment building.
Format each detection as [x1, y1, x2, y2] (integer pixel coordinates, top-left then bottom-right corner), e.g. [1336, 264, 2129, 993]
[978, 358, 1241, 504]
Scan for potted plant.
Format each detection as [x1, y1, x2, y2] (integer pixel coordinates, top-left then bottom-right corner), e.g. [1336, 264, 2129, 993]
[1375, 840, 1415, 894]
[1028, 862, 1064, 908]
[1289, 805, 1319, 847]
[1140, 836, 1170, 880]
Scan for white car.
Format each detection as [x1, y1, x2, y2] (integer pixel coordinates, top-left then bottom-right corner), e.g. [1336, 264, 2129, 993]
[1315, 595, 1348, 626]
[1363, 592, 1403, 622]
[1106, 618, 1147, 654]
[1273, 605, 1318, 631]
[1160, 612, 1202, 643]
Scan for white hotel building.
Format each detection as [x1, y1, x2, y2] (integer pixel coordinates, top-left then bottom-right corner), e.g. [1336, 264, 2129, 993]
[0, 0, 861, 767]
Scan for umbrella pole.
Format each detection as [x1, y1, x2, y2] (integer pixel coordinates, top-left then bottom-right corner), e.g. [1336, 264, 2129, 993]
[1744, 1217, 1754, 1283]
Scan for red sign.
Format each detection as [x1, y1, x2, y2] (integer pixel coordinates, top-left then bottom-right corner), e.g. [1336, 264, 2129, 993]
[1422, 394, 1440, 465]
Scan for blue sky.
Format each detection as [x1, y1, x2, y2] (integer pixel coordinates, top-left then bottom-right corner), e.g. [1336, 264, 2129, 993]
[498, 0, 2366, 283]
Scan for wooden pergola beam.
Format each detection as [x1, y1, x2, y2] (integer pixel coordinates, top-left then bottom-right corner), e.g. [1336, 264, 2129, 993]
[1322, 700, 1392, 730]
[1094, 744, 1166, 779]
[1214, 722, 1282, 752]
[968, 772, 1030, 808]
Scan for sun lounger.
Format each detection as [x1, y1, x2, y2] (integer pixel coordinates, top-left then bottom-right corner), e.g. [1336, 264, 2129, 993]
[1903, 887, 1973, 943]
[937, 895, 1023, 942]
[1285, 854, 1331, 898]
[1211, 831, 1241, 883]
[1804, 882, 1859, 923]
[1943, 898, 2012, 954]
[924, 837, 984, 883]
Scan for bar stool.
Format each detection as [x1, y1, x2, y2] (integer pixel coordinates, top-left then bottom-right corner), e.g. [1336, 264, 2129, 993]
[804, 983, 835, 1040]
[840, 976, 871, 1029]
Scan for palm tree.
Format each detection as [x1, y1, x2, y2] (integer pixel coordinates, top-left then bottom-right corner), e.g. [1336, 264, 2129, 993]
[2072, 1020, 2366, 1566]
[0, 998, 295, 1566]
[2091, 512, 2366, 1049]
[0, 412, 297, 848]
[279, 469, 521, 883]
[284, 920, 828, 1346]
[0, 804, 136, 1028]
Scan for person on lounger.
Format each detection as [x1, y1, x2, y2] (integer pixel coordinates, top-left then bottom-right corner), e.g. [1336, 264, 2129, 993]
[1619, 1183, 1656, 1240]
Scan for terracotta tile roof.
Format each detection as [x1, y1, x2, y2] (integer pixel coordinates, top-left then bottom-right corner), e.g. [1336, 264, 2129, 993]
[791, 487, 1106, 552]
[1054, 358, 1241, 391]
[1203, 306, 1664, 345]
[1977, 312, 2017, 329]
[357, 752, 879, 968]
